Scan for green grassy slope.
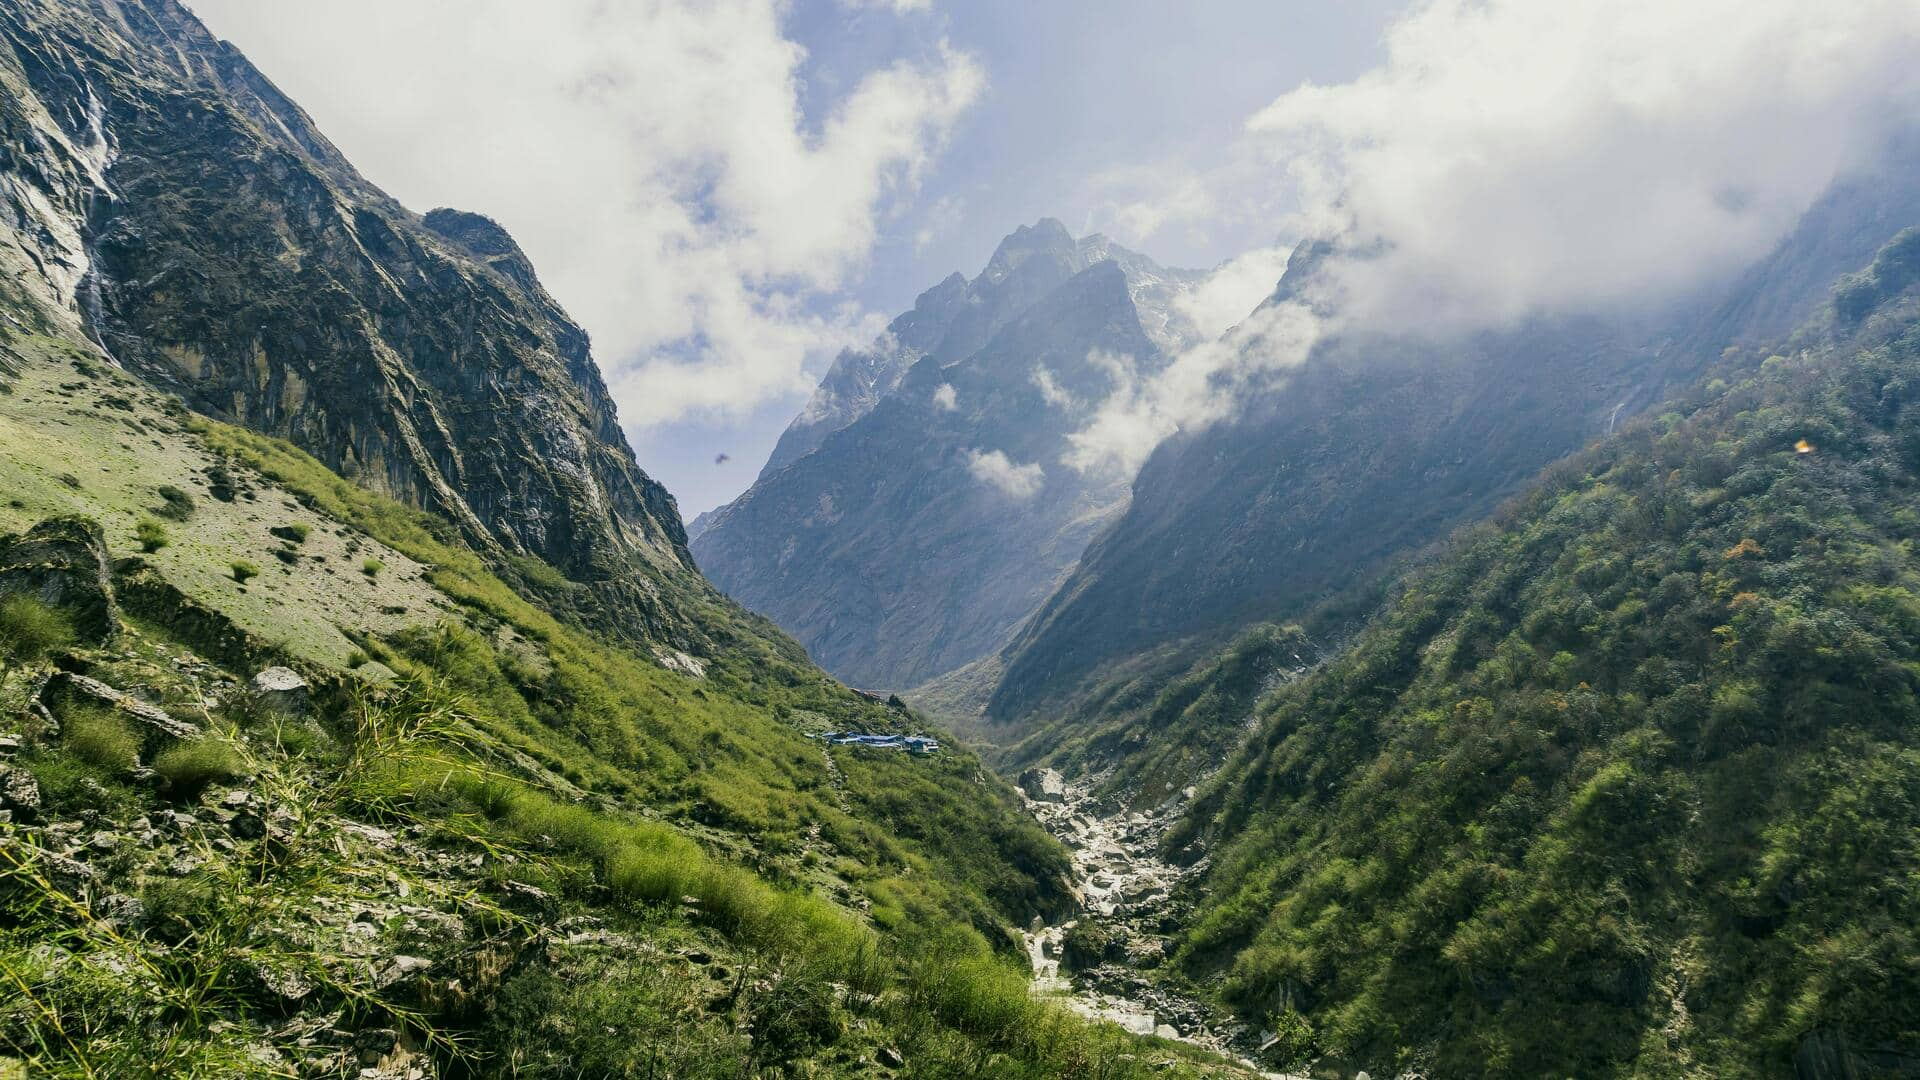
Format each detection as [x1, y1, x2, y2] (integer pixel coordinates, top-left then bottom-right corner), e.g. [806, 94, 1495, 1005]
[1164, 243, 1920, 1076]
[0, 319, 1256, 1077]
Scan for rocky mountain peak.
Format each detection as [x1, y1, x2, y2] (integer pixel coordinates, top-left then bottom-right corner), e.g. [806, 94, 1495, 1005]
[696, 227, 1178, 691]
[983, 217, 1079, 283]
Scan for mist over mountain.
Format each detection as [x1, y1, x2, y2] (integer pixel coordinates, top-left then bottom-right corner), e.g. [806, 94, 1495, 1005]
[693, 220, 1205, 690]
[985, 136, 1920, 732]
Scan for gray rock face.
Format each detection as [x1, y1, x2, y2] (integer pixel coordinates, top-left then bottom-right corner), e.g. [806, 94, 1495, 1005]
[0, 516, 118, 642]
[760, 220, 1207, 480]
[0, 0, 713, 650]
[697, 222, 1203, 690]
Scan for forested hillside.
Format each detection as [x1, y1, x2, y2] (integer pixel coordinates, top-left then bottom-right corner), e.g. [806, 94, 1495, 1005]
[1164, 234, 1920, 1076]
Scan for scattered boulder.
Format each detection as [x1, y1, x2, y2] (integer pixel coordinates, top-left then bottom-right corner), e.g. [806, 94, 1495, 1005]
[877, 1047, 905, 1068]
[0, 766, 42, 820]
[1017, 767, 1067, 804]
[96, 893, 145, 931]
[249, 667, 310, 715]
[373, 955, 432, 990]
[1060, 921, 1120, 972]
[0, 517, 118, 642]
[254, 960, 315, 1005]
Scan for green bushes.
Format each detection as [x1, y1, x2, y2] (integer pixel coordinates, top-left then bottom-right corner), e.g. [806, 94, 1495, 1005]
[229, 560, 259, 584]
[1170, 321, 1920, 1074]
[361, 558, 384, 578]
[135, 518, 169, 553]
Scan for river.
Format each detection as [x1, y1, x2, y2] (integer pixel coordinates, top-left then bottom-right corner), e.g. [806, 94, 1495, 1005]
[1018, 767, 1304, 1079]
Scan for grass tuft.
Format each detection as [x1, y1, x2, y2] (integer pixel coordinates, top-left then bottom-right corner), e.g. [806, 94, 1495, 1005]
[62, 705, 141, 771]
[151, 737, 245, 796]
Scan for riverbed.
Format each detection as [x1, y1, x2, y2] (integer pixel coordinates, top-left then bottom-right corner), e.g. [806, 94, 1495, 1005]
[1018, 768, 1303, 1079]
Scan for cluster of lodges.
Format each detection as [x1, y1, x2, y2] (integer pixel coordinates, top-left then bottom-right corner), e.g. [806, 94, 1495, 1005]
[812, 731, 942, 755]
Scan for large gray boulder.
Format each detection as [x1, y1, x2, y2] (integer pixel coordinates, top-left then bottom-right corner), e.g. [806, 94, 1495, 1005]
[249, 667, 310, 715]
[1017, 767, 1068, 804]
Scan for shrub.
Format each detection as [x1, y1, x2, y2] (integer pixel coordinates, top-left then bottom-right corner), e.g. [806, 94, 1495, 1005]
[362, 558, 385, 579]
[346, 650, 370, 670]
[206, 458, 237, 502]
[230, 561, 259, 584]
[64, 705, 141, 771]
[151, 738, 245, 796]
[135, 519, 169, 554]
[154, 485, 196, 521]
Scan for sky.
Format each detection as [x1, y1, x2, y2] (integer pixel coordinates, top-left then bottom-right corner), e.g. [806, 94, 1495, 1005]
[180, 1, 1920, 519]
[180, 0, 1399, 517]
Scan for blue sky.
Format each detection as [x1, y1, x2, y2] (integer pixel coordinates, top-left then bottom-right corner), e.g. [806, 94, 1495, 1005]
[185, 0, 1397, 517]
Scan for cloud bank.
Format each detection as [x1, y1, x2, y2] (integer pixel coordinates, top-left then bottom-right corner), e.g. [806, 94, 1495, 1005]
[186, 0, 979, 429]
[1070, 0, 1920, 474]
[966, 449, 1046, 499]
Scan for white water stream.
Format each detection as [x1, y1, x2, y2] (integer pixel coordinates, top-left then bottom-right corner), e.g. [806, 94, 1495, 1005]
[1019, 769, 1304, 1078]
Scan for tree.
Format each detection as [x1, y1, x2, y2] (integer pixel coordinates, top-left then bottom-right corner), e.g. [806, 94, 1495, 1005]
[0, 594, 73, 689]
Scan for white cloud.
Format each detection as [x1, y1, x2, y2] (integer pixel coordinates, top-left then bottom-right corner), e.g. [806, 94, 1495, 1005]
[1068, 0, 1920, 473]
[932, 383, 958, 410]
[184, 0, 981, 429]
[1066, 302, 1321, 477]
[1030, 367, 1074, 409]
[1174, 246, 1295, 340]
[965, 448, 1046, 499]
[1254, 0, 1920, 331]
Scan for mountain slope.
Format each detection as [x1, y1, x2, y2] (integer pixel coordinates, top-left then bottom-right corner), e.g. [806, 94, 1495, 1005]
[0, 321, 1252, 1078]
[696, 222, 1202, 690]
[0, 0, 703, 647]
[985, 144, 1920, 744]
[0, 4, 1280, 1075]
[1156, 234, 1920, 1077]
